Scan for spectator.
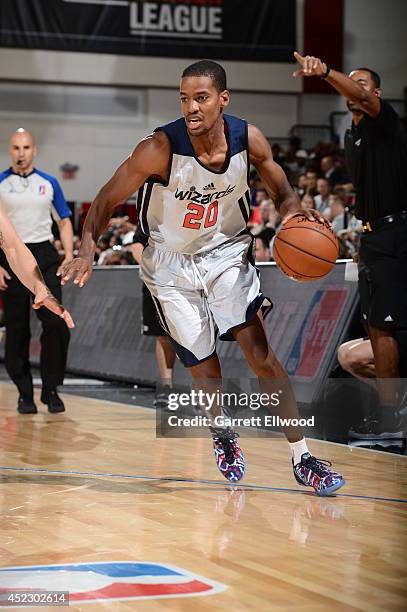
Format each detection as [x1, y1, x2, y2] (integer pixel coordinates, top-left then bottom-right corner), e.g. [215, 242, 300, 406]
[329, 194, 347, 234]
[321, 155, 348, 189]
[301, 193, 316, 211]
[251, 199, 277, 243]
[254, 187, 268, 207]
[108, 216, 136, 245]
[314, 178, 331, 212]
[295, 172, 307, 198]
[255, 231, 272, 262]
[305, 170, 318, 196]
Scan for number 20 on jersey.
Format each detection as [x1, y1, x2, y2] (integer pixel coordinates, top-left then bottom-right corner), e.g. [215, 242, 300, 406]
[182, 200, 219, 229]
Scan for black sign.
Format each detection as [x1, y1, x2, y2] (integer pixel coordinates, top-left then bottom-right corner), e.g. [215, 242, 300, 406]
[0, 0, 296, 62]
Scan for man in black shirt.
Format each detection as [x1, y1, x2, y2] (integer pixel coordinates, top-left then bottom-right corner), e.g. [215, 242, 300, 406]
[293, 52, 407, 439]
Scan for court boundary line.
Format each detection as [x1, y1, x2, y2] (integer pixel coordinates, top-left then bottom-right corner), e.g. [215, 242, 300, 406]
[1, 465, 406, 504]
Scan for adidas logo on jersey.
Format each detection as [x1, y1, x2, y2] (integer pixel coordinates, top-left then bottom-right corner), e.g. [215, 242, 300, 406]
[202, 182, 216, 191]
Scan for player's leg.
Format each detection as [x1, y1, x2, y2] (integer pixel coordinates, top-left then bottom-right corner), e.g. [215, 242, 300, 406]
[142, 246, 245, 482]
[367, 325, 405, 437]
[189, 354, 246, 483]
[141, 282, 176, 407]
[337, 338, 376, 381]
[232, 313, 303, 442]
[208, 236, 344, 495]
[232, 314, 345, 495]
[156, 336, 176, 381]
[34, 243, 70, 413]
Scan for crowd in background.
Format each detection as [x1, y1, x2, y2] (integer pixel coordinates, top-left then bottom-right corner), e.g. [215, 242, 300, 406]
[54, 136, 361, 265]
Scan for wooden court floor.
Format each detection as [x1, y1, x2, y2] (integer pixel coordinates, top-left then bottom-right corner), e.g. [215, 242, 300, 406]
[0, 382, 406, 611]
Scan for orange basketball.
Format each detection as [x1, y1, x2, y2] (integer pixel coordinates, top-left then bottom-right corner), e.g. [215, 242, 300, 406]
[272, 213, 339, 282]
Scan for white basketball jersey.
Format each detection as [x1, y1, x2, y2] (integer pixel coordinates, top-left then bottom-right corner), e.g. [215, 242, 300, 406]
[137, 114, 251, 254]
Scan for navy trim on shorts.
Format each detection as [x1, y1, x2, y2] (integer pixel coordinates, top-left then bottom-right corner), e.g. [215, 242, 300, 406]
[169, 341, 217, 368]
[219, 292, 270, 341]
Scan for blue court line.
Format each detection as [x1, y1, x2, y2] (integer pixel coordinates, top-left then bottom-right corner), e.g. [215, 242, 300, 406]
[1, 465, 406, 504]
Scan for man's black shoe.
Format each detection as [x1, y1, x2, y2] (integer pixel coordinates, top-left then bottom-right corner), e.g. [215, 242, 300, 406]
[17, 395, 38, 414]
[41, 390, 65, 413]
[348, 408, 405, 440]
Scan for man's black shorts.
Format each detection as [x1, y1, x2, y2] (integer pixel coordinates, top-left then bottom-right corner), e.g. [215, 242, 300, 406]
[359, 221, 407, 329]
[141, 282, 165, 337]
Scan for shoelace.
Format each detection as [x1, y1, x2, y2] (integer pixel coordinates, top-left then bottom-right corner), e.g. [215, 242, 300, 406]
[211, 427, 239, 464]
[303, 455, 332, 477]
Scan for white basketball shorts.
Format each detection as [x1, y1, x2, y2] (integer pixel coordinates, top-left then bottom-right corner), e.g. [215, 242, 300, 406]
[141, 234, 269, 367]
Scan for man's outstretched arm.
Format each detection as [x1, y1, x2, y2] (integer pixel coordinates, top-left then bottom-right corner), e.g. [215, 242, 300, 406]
[59, 131, 170, 286]
[293, 51, 381, 118]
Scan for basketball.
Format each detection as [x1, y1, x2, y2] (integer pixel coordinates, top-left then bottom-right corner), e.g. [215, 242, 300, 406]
[272, 213, 339, 282]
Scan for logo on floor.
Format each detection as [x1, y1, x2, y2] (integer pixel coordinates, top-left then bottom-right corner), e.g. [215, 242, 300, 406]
[0, 561, 226, 603]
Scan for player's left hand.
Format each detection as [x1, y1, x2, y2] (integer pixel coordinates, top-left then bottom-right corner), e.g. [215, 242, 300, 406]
[32, 288, 75, 328]
[293, 51, 327, 78]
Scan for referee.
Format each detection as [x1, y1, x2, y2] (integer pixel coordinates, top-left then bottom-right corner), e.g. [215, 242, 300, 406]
[0, 128, 73, 414]
[293, 52, 407, 438]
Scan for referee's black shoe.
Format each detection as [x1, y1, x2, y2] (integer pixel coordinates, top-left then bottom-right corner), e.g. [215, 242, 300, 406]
[41, 389, 65, 413]
[17, 395, 38, 414]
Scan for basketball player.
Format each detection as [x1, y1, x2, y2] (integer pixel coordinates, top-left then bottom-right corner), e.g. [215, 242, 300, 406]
[60, 60, 345, 495]
[0, 197, 74, 326]
[293, 52, 407, 439]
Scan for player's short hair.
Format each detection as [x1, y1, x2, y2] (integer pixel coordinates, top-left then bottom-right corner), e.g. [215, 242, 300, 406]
[182, 60, 227, 92]
[354, 67, 381, 88]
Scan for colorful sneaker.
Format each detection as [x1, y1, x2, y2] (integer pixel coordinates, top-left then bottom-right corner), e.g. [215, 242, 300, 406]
[210, 427, 246, 482]
[293, 453, 345, 496]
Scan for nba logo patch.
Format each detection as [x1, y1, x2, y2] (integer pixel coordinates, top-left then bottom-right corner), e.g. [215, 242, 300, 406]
[38, 184, 46, 195]
[0, 561, 227, 603]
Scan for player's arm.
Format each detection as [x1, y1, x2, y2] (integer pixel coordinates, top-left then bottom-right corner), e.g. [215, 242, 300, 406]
[59, 131, 170, 286]
[293, 52, 380, 118]
[248, 125, 308, 220]
[0, 198, 74, 327]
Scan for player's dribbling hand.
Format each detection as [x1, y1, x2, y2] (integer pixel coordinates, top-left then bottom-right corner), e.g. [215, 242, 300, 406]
[32, 288, 75, 329]
[282, 208, 333, 229]
[57, 257, 93, 287]
[292, 51, 327, 78]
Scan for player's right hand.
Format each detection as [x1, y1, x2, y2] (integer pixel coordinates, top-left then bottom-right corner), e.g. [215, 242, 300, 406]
[293, 51, 327, 78]
[57, 257, 93, 287]
[0, 266, 11, 290]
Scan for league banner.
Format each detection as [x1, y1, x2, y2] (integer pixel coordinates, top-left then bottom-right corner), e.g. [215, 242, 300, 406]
[0, 0, 296, 62]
